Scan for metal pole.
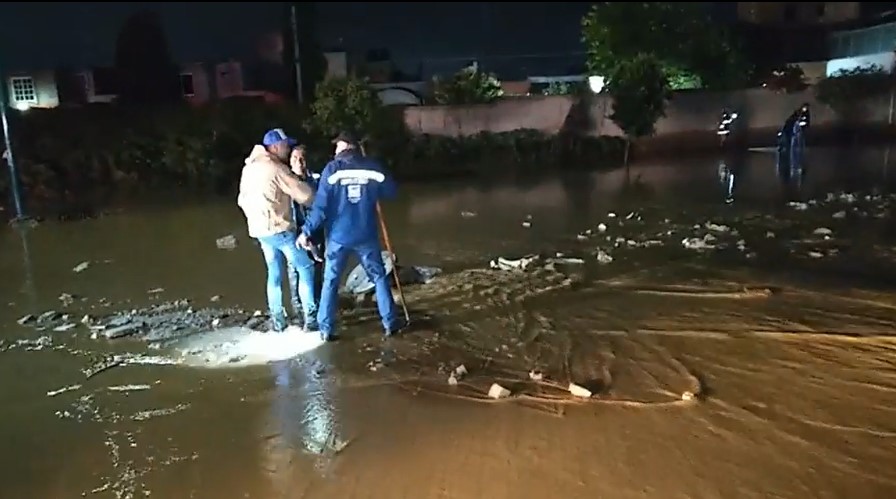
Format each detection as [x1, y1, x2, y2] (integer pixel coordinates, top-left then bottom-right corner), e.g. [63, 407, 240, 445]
[290, 3, 304, 103]
[0, 73, 25, 219]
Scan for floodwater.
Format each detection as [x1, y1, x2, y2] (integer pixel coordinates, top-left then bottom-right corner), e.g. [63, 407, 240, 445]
[2, 146, 896, 498]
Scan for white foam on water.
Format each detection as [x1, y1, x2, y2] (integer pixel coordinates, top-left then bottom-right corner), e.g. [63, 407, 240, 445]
[173, 326, 326, 368]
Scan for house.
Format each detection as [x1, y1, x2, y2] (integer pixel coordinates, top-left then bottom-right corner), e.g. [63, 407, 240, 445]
[827, 12, 896, 75]
[5, 60, 287, 110]
[5, 70, 59, 110]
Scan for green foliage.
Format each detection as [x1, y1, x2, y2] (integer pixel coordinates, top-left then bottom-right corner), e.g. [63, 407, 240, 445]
[815, 65, 894, 116]
[308, 77, 383, 139]
[432, 64, 504, 105]
[0, 100, 626, 218]
[389, 130, 626, 179]
[542, 81, 586, 96]
[607, 54, 672, 140]
[581, 2, 750, 90]
[761, 64, 808, 94]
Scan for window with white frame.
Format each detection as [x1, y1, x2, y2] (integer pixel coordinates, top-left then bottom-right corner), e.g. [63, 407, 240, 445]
[179, 73, 195, 97]
[10, 76, 36, 104]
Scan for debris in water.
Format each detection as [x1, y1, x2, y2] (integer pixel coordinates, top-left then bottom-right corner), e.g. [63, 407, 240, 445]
[568, 383, 592, 398]
[488, 383, 511, 399]
[216, 234, 237, 250]
[460, 211, 477, 218]
[132, 403, 190, 421]
[490, 255, 539, 271]
[595, 250, 613, 264]
[16, 314, 35, 325]
[53, 323, 77, 332]
[47, 384, 82, 397]
[107, 384, 152, 392]
[528, 370, 544, 381]
[83, 356, 124, 379]
[72, 261, 90, 273]
[147, 287, 164, 294]
[681, 391, 696, 401]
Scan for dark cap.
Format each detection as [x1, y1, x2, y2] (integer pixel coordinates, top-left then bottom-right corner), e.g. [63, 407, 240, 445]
[332, 131, 359, 145]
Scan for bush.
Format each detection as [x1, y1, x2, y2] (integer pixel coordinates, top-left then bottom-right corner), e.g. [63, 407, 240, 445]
[761, 64, 808, 94]
[815, 65, 894, 118]
[0, 95, 626, 218]
[386, 130, 626, 180]
[432, 64, 504, 105]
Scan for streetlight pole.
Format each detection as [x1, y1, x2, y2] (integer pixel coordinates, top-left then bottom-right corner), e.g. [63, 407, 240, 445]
[290, 3, 304, 103]
[0, 70, 25, 220]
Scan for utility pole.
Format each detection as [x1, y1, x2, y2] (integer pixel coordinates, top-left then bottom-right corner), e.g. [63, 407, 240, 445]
[0, 68, 25, 220]
[290, 3, 304, 103]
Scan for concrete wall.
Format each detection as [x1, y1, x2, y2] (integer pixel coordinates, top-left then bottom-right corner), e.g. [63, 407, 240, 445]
[402, 87, 893, 140]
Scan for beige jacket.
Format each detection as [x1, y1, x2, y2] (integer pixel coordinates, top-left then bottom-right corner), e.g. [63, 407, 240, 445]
[237, 145, 314, 238]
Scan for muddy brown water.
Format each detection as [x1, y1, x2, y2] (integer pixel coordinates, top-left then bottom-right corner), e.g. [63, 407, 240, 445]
[2, 147, 896, 498]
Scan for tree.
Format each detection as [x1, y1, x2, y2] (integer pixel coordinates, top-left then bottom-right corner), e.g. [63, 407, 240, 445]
[309, 77, 382, 139]
[432, 63, 504, 105]
[113, 11, 183, 105]
[606, 54, 672, 164]
[761, 65, 809, 94]
[581, 2, 750, 90]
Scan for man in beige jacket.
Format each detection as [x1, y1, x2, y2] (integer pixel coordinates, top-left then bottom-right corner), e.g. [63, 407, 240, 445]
[237, 128, 319, 332]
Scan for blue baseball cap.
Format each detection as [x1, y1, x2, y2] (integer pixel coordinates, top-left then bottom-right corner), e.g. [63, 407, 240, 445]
[262, 128, 298, 147]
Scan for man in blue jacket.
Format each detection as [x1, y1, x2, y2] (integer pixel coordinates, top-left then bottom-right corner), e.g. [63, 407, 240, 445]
[297, 132, 404, 341]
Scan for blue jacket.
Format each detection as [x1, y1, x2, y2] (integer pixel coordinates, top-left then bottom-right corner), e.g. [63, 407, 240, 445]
[301, 150, 397, 247]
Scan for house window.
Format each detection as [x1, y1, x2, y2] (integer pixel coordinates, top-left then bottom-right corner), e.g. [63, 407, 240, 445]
[179, 73, 195, 97]
[10, 76, 36, 103]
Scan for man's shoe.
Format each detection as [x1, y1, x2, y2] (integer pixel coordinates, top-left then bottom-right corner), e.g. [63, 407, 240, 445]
[319, 331, 338, 342]
[303, 320, 319, 333]
[384, 319, 409, 337]
[270, 315, 288, 333]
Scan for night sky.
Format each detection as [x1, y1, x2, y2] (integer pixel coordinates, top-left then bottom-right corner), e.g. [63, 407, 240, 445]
[0, 2, 590, 76]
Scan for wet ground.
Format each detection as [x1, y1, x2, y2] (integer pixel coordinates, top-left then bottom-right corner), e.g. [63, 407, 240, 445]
[3, 146, 896, 498]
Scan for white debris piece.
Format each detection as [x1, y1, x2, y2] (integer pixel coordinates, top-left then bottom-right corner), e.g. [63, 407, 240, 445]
[47, 384, 82, 397]
[682, 236, 716, 251]
[72, 261, 90, 273]
[488, 383, 511, 399]
[597, 223, 607, 233]
[52, 323, 77, 332]
[489, 255, 539, 271]
[681, 391, 695, 401]
[568, 383, 592, 398]
[447, 374, 458, 386]
[454, 365, 468, 377]
[528, 370, 544, 381]
[812, 227, 833, 237]
[216, 235, 237, 250]
[107, 384, 152, 392]
[460, 211, 477, 218]
[832, 211, 846, 219]
[595, 250, 613, 264]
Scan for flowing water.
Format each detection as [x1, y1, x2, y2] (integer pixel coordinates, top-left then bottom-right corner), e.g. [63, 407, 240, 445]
[2, 147, 896, 498]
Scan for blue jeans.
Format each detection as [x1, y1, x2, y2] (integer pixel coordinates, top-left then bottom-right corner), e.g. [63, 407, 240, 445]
[256, 231, 318, 330]
[319, 239, 398, 336]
